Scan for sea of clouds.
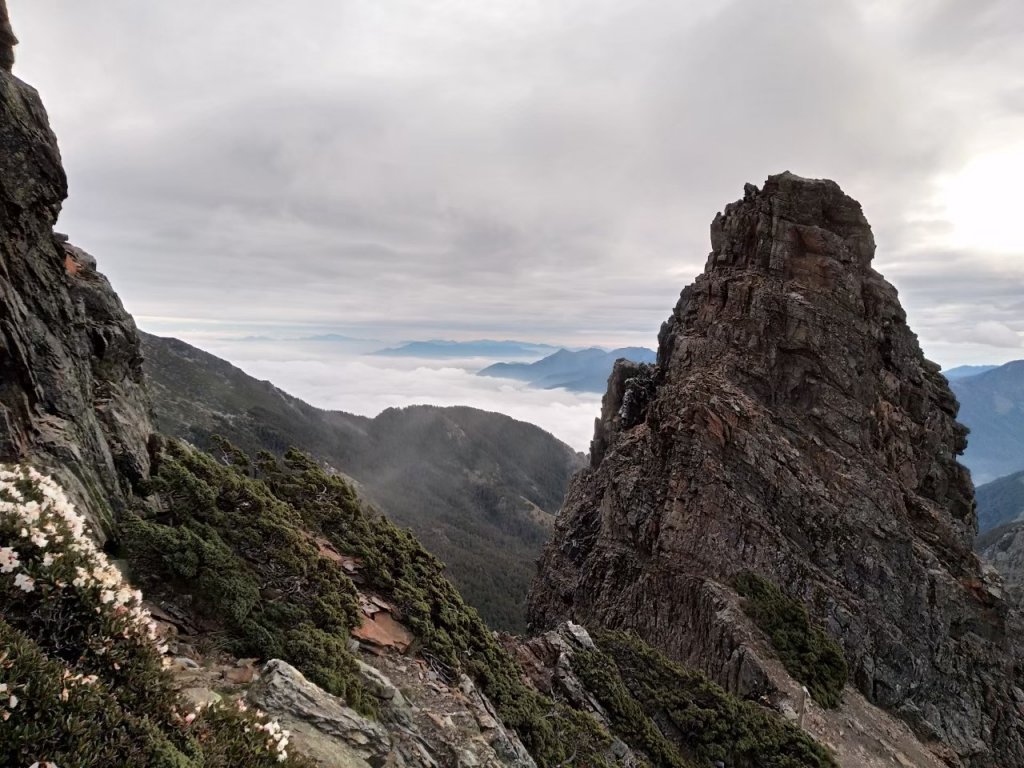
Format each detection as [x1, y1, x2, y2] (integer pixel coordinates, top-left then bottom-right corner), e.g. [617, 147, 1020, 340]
[182, 336, 603, 453]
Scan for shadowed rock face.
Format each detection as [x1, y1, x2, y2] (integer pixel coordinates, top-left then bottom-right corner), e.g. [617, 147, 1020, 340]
[0, 9, 153, 537]
[529, 173, 1024, 766]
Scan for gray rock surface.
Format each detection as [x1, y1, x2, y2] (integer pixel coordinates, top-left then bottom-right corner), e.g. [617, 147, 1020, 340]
[249, 657, 538, 768]
[529, 172, 1024, 766]
[249, 660, 393, 768]
[0, 12, 154, 539]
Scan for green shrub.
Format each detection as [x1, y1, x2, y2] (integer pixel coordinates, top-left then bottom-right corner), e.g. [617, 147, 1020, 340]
[0, 464, 314, 768]
[122, 440, 614, 767]
[586, 629, 837, 768]
[0, 618, 191, 768]
[571, 644, 692, 767]
[119, 443, 374, 714]
[735, 572, 848, 709]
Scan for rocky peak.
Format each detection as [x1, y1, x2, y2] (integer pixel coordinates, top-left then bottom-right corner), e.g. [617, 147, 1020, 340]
[0, 5, 154, 537]
[530, 173, 1024, 766]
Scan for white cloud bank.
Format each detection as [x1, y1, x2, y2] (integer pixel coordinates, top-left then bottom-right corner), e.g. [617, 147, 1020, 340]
[195, 338, 603, 452]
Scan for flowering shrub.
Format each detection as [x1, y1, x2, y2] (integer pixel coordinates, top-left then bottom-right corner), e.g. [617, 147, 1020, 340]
[0, 465, 311, 767]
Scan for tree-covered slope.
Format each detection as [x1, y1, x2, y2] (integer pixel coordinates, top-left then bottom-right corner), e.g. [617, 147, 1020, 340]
[140, 332, 584, 631]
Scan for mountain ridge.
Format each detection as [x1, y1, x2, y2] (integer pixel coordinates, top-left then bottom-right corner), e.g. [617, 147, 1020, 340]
[480, 346, 657, 393]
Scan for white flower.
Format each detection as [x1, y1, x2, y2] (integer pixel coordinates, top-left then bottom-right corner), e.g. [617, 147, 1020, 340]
[8, 694, 18, 708]
[30, 531, 48, 549]
[72, 566, 89, 588]
[0, 546, 18, 573]
[13, 573, 34, 593]
[42, 553, 54, 567]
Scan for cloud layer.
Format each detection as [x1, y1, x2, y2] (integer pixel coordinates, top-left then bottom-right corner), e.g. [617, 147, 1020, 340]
[10, 0, 1024, 365]
[196, 338, 602, 451]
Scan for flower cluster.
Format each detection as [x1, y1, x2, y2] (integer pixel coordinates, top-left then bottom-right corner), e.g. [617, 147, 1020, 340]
[0, 465, 166, 655]
[173, 697, 291, 763]
[0, 681, 19, 722]
[255, 712, 291, 762]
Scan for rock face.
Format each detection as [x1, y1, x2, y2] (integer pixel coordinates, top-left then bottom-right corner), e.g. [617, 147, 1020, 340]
[0, 11, 153, 537]
[247, 657, 537, 768]
[529, 173, 1024, 766]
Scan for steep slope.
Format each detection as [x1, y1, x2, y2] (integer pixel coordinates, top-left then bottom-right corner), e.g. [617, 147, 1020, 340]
[0, 22, 153, 539]
[976, 469, 1024, 532]
[141, 332, 583, 631]
[480, 346, 658, 393]
[530, 173, 1024, 766]
[951, 360, 1024, 483]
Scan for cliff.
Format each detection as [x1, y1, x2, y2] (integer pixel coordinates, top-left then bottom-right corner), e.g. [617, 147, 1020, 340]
[0, 14, 153, 539]
[529, 173, 1024, 766]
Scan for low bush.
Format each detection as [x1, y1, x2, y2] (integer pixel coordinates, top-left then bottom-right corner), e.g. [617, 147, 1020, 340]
[578, 629, 838, 768]
[735, 572, 848, 709]
[0, 464, 313, 767]
[121, 440, 613, 767]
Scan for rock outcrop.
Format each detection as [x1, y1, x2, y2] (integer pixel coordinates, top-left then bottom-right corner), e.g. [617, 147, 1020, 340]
[529, 173, 1024, 766]
[0, 7, 153, 538]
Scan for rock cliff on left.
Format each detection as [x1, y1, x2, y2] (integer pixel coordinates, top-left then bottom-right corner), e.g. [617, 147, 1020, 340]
[0, 9, 153, 538]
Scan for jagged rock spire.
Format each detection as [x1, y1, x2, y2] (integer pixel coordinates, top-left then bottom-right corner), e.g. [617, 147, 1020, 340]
[530, 173, 1024, 766]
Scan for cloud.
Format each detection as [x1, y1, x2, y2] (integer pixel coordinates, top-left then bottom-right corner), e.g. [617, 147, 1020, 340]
[8, 0, 1024, 366]
[963, 321, 1023, 349]
[193, 337, 602, 451]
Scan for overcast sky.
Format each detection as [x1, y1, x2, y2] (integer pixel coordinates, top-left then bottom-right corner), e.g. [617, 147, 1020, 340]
[10, 0, 1024, 367]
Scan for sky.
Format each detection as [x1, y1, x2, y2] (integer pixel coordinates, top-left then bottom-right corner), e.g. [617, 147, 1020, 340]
[7, 1, 1024, 447]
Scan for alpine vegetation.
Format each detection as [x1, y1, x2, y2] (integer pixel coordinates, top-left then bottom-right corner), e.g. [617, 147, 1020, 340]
[0, 465, 307, 767]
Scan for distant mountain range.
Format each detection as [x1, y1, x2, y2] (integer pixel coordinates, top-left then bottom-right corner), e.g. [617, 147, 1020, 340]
[949, 360, 1024, 484]
[372, 339, 558, 358]
[479, 346, 657, 393]
[976, 470, 1024, 533]
[140, 332, 584, 632]
[943, 364, 1000, 380]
